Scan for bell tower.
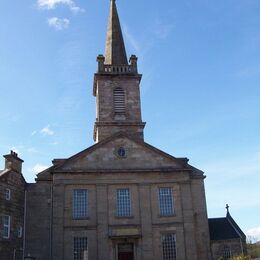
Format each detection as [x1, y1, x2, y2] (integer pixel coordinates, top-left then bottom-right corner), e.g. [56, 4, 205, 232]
[93, 0, 145, 143]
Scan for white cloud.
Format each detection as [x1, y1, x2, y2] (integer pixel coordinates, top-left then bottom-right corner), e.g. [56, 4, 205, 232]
[48, 17, 70, 30]
[40, 125, 55, 135]
[38, 0, 71, 9]
[247, 227, 260, 242]
[37, 0, 84, 13]
[70, 6, 83, 14]
[30, 164, 49, 173]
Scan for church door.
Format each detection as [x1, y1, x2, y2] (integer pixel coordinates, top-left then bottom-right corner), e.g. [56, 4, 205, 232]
[118, 243, 134, 260]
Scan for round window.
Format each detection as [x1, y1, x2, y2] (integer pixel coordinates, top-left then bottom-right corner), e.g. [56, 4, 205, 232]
[117, 147, 126, 158]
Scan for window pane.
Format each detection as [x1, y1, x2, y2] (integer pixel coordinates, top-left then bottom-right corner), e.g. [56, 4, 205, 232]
[117, 189, 131, 217]
[162, 234, 177, 260]
[17, 226, 23, 238]
[159, 188, 174, 216]
[223, 245, 231, 259]
[74, 237, 88, 260]
[3, 215, 10, 238]
[5, 189, 11, 200]
[73, 190, 88, 219]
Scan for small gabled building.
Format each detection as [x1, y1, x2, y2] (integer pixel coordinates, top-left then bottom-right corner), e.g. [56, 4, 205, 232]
[209, 205, 247, 260]
[0, 151, 26, 260]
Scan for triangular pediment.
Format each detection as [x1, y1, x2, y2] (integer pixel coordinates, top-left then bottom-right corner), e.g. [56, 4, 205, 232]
[54, 133, 190, 173]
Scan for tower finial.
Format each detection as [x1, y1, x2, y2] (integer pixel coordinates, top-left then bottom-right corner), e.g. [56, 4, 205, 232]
[226, 204, 230, 214]
[105, 0, 128, 65]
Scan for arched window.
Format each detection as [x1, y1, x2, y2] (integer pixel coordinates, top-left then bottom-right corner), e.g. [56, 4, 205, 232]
[114, 87, 125, 114]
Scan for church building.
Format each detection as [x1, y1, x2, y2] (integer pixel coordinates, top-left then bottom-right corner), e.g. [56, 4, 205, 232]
[10, 0, 213, 259]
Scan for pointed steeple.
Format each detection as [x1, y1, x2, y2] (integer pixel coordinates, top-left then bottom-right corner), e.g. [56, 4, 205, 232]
[105, 0, 128, 65]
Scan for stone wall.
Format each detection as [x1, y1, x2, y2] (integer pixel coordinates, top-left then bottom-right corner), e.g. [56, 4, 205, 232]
[94, 74, 144, 142]
[25, 182, 52, 260]
[211, 238, 246, 260]
[191, 178, 212, 259]
[0, 170, 25, 260]
[48, 168, 210, 260]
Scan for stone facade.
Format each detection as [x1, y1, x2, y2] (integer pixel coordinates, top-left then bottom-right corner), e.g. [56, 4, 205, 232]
[0, 151, 26, 260]
[24, 134, 211, 260]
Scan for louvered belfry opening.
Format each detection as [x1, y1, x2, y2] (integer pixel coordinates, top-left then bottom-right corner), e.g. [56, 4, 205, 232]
[114, 87, 125, 114]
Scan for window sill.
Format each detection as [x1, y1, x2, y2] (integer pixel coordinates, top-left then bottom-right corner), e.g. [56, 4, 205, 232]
[158, 214, 176, 218]
[115, 216, 134, 219]
[72, 217, 90, 220]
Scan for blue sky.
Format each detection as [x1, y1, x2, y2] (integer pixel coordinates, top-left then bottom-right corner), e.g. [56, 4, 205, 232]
[0, 0, 260, 241]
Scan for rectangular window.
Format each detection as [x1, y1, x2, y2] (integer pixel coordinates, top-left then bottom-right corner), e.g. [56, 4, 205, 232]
[5, 188, 11, 200]
[3, 215, 10, 239]
[159, 187, 174, 216]
[73, 190, 88, 219]
[17, 226, 23, 238]
[162, 234, 177, 260]
[74, 237, 88, 260]
[223, 245, 232, 259]
[117, 189, 131, 217]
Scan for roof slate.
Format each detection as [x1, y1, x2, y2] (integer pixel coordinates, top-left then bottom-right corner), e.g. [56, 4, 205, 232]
[208, 216, 244, 241]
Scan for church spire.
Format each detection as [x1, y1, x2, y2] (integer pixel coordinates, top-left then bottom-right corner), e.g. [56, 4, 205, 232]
[105, 0, 128, 65]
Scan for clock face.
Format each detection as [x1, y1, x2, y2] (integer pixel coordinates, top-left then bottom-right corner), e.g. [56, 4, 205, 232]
[117, 147, 126, 158]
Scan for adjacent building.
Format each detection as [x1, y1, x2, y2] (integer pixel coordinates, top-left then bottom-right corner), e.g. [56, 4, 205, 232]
[0, 151, 26, 260]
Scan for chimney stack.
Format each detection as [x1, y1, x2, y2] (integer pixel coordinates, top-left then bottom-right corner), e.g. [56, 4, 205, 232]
[4, 150, 24, 173]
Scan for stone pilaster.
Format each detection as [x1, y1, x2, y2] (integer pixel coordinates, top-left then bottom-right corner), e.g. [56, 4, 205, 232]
[139, 184, 154, 259]
[97, 184, 109, 260]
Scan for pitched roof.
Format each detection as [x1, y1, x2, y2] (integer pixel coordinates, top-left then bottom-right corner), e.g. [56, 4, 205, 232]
[226, 212, 246, 240]
[208, 214, 246, 241]
[36, 167, 53, 181]
[0, 169, 27, 184]
[104, 0, 128, 65]
[0, 169, 11, 178]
